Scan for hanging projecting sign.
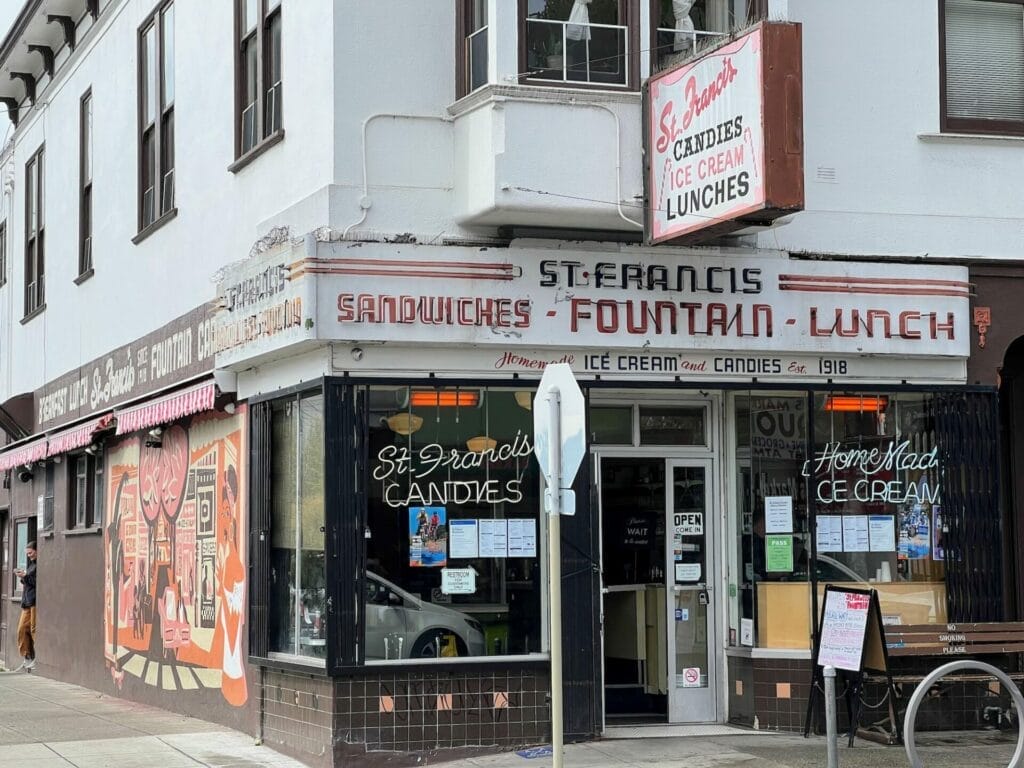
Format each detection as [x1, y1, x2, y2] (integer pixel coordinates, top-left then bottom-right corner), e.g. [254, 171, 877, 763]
[645, 22, 804, 244]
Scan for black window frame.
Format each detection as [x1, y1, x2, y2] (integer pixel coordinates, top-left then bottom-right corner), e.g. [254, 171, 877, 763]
[12, 517, 36, 598]
[939, 0, 1024, 136]
[456, 0, 489, 98]
[78, 88, 94, 280]
[68, 450, 104, 530]
[232, 0, 284, 169]
[135, 1, 176, 241]
[23, 144, 44, 320]
[248, 378, 558, 677]
[41, 460, 54, 533]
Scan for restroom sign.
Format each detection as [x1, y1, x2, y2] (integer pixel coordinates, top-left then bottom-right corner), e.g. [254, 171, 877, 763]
[675, 512, 703, 536]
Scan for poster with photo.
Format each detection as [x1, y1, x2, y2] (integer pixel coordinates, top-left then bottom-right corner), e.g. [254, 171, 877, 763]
[898, 505, 930, 560]
[932, 506, 944, 561]
[409, 506, 447, 567]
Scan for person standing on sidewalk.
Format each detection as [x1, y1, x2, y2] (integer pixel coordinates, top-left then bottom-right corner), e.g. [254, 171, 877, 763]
[14, 541, 37, 671]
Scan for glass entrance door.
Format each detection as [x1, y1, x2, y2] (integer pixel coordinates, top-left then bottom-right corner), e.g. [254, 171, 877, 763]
[666, 460, 718, 722]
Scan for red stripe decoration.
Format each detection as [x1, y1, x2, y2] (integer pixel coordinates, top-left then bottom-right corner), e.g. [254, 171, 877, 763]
[778, 274, 971, 298]
[0, 438, 48, 472]
[291, 257, 517, 282]
[114, 380, 216, 436]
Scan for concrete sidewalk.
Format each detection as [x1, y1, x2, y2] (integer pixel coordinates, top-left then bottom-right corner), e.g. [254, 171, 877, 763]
[438, 728, 1020, 768]
[0, 671, 303, 768]
[0, 670, 1019, 768]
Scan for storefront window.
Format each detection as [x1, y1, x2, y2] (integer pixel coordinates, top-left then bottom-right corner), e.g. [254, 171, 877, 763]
[732, 393, 810, 649]
[590, 406, 631, 445]
[268, 392, 326, 661]
[811, 393, 945, 626]
[364, 386, 542, 660]
[639, 406, 706, 446]
[731, 391, 948, 650]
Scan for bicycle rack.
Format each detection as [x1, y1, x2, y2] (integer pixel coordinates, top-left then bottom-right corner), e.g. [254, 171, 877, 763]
[903, 660, 1024, 768]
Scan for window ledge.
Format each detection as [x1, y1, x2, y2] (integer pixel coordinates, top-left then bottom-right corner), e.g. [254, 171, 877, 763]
[725, 646, 812, 660]
[73, 268, 95, 286]
[41, 530, 54, 539]
[63, 526, 102, 537]
[132, 207, 178, 245]
[918, 131, 1024, 145]
[228, 129, 286, 174]
[20, 304, 46, 325]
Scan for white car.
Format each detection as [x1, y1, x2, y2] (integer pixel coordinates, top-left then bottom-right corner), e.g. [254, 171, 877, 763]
[365, 573, 486, 660]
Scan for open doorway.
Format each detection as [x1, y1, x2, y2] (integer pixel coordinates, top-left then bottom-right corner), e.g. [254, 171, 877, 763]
[601, 457, 668, 721]
[599, 454, 719, 725]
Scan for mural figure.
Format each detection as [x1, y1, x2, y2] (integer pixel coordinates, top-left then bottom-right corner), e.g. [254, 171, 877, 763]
[103, 410, 247, 706]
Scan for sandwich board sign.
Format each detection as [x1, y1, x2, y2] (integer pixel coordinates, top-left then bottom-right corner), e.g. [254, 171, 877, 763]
[804, 585, 898, 745]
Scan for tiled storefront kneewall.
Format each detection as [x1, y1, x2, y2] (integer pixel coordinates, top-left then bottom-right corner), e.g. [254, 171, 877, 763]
[335, 667, 551, 755]
[259, 665, 551, 767]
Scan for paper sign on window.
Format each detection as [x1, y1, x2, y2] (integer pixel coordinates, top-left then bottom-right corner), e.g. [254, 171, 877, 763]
[674, 512, 703, 536]
[441, 568, 476, 595]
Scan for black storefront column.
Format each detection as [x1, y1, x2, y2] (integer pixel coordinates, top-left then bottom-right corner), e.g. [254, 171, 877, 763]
[561, 450, 602, 740]
[325, 378, 366, 670]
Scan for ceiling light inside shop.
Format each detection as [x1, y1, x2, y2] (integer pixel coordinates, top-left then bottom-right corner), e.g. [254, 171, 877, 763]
[466, 436, 497, 453]
[823, 396, 889, 413]
[386, 413, 424, 435]
[514, 391, 532, 410]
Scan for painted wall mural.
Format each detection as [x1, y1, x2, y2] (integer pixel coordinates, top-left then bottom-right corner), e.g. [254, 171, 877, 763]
[103, 409, 248, 706]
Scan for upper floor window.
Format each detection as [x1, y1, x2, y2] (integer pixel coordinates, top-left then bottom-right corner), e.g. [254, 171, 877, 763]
[651, 0, 746, 72]
[24, 145, 44, 318]
[79, 89, 93, 278]
[520, 0, 637, 88]
[69, 451, 104, 530]
[941, 0, 1024, 135]
[236, 0, 283, 159]
[457, 0, 488, 98]
[138, 2, 175, 234]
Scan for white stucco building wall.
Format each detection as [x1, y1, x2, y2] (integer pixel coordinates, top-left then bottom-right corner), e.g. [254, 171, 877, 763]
[0, 0, 1019, 413]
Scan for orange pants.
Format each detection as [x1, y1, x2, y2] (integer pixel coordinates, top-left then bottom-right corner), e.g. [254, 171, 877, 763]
[17, 606, 35, 660]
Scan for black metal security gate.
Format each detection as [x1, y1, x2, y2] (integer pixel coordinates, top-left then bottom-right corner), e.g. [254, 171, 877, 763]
[935, 391, 1002, 623]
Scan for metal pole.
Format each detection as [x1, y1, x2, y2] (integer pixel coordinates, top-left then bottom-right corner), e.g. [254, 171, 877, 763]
[547, 390, 564, 768]
[824, 665, 839, 768]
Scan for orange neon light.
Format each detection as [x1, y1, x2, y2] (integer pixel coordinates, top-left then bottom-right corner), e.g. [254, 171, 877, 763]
[409, 391, 480, 407]
[824, 396, 889, 413]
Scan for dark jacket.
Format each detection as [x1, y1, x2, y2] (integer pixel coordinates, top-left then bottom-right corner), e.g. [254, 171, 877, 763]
[21, 559, 36, 608]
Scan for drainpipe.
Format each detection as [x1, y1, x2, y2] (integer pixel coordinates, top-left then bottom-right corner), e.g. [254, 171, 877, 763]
[341, 113, 455, 239]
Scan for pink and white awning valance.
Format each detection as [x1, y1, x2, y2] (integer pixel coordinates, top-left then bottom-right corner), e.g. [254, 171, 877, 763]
[114, 380, 216, 436]
[0, 438, 48, 472]
[46, 414, 114, 458]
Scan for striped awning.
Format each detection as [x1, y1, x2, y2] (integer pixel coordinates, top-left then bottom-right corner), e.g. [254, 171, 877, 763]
[115, 380, 216, 436]
[46, 414, 115, 457]
[0, 437, 48, 472]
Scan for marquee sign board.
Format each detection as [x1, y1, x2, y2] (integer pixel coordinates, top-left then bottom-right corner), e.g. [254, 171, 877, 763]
[215, 241, 970, 381]
[645, 22, 804, 244]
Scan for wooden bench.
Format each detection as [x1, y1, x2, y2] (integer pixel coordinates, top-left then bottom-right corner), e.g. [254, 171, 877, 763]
[859, 622, 1024, 743]
[884, 622, 1024, 683]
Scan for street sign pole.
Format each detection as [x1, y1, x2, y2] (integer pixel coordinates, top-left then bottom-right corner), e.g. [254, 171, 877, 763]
[546, 388, 564, 768]
[533, 363, 585, 768]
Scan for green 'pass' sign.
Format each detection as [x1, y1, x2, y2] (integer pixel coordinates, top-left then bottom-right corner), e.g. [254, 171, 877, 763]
[766, 534, 794, 572]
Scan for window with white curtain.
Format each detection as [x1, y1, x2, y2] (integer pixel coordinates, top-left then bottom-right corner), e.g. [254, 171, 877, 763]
[942, 0, 1024, 134]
